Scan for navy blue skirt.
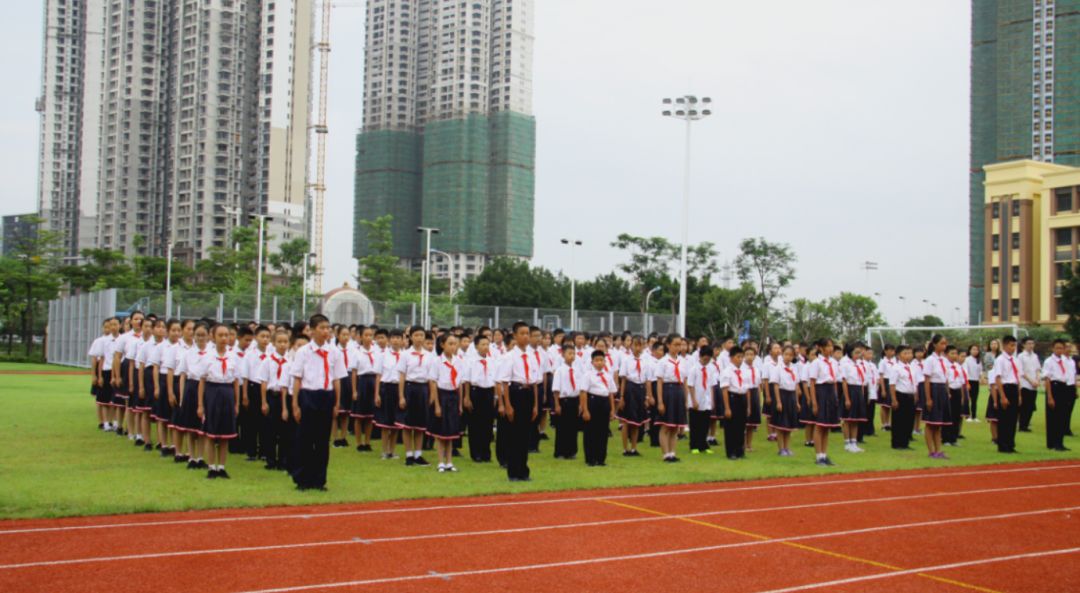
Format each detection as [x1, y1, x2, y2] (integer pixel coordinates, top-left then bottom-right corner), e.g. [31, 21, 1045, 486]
[656, 383, 688, 428]
[798, 382, 814, 425]
[202, 382, 237, 439]
[813, 382, 841, 428]
[923, 382, 953, 426]
[397, 382, 429, 431]
[618, 381, 648, 426]
[135, 367, 156, 412]
[842, 384, 868, 422]
[113, 360, 131, 405]
[96, 370, 114, 406]
[427, 388, 462, 440]
[350, 374, 377, 419]
[769, 388, 800, 432]
[338, 372, 355, 416]
[152, 373, 175, 422]
[879, 379, 892, 409]
[747, 388, 762, 427]
[173, 378, 203, 433]
[374, 382, 403, 429]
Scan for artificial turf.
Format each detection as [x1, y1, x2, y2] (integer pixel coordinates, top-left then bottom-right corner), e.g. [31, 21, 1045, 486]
[0, 366, 1077, 519]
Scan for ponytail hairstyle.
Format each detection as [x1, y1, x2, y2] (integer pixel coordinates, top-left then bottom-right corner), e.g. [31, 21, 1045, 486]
[928, 334, 946, 353]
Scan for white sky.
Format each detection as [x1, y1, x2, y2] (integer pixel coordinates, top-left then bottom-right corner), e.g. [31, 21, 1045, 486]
[0, 0, 970, 326]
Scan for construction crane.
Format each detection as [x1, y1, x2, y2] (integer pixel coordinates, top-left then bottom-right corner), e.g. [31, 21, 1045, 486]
[309, 0, 362, 294]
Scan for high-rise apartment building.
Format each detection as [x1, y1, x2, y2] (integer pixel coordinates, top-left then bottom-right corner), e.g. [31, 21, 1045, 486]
[37, 0, 313, 265]
[969, 0, 1080, 322]
[353, 0, 535, 282]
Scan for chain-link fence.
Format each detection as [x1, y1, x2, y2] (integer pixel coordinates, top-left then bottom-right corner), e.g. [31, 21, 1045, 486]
[47, 289, 677, 367]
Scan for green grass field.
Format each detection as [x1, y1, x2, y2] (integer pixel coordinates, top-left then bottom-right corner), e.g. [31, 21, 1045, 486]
[1, 366, 1077, 520]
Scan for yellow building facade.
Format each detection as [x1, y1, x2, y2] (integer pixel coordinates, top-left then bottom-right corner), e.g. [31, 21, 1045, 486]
[982, 160, 1080, 326]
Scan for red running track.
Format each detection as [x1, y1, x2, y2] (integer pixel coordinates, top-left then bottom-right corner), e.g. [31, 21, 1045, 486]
[1, 461, 1079, 593]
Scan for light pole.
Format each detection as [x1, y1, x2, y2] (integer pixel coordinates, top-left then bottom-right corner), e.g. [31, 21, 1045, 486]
[662, 94, 712, 336]
[561, 239, 582, 330]
[302, 252, 316, 317]
[165, 241, 174, 318]
[417, 226, 440, 327]
[254, 215, 271, 322]
[431, 249, 455, 297]
[862, 261, 878, 293]
[644, 286, 661, 335]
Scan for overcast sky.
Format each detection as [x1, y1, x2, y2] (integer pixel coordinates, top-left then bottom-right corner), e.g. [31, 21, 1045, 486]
[0, 0, 970, 326]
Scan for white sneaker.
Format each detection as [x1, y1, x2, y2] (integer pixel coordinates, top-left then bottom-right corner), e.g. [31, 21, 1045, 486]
[852, 444, 864, 453]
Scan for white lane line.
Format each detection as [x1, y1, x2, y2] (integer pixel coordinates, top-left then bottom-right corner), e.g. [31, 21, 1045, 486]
[227, 509, 1080, 593]
[751, 547, 1080, 593]
[2, 484, 1075, 571]
[2, 463, 1077, 536]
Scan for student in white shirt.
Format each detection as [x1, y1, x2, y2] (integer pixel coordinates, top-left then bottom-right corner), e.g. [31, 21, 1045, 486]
[580, 350, 617, 466]
[240, 325, 271, 461]
[87, 319, 113, 428]
[350, 325, 378, 453]
[90, 319, 119, 428]
[289, 314, 347, 490]
[331, 325, 358, 449]
[944, 346, 970, 447]
[1042, 338, 1075, 451]
[528, 326, 551, 452]
[761, 342, 783, 443]
[495, 322, 542, 481]
[798, 346, 818, 447]
[743, 346, 763, 453]
[653, 336, 690, 463]
[428, 334, 464, 472]
[687, 349, 717, 455]
[921, 335, 954, 460]
[877, 344, 897, 430]
[860, 347, 879, 442]
[768, 345, 803, 457]
[839, 342, 868, 454]
[374, 328, 405, 460]
[808, 338, 841, 466]
[463, 334, 498, 462]
[992, 335, 1022, 453]
[259, 329, 292, 471]
[197, 323, 242, 479]
[144, 319, 171, 452]
[132, 318, 156, 446]
[1017, 337, 1041, 432]
[888, 344, 918, 450]
[719, 346, 751, 460]
[551, 344, 583, 460]
[964, 344, 984, 422]
[617, 336, 653, 457]
[111, 310, 146, 436]
[397, 326, 434, 467]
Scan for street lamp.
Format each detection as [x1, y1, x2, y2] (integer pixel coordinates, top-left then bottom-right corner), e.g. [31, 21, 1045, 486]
[561, 239, 582, 331]
[302, 252, 316, 317]
[430, 249, 455, 296]
[644, 286, 661, 336]
[417, 226, 440, 327]
[662, 94, 711, 336]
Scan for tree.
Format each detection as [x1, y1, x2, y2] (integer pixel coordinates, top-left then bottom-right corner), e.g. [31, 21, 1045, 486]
[58, 248, 134, 292]
[611, 233, 719, 312]
[1061, 265, 1080, 346]
[268, 238, 314, 299]
[356, 216, 413, 301]
[735, 237, 796, 341]
[783, 298, 835, 344]
[827, 292, 886, 344]
[574, 272, 638, 313]
[693, 284, 763, 339]
[1, 216, 62, 355]
[460, 258, 569, 308]
[903, 314, 946, 347]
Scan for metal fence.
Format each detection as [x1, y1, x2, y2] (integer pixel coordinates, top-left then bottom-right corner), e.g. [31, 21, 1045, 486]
[47, 289, 677, 367]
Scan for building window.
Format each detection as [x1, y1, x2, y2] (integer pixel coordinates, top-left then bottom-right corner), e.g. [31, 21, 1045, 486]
[992, 266, 1000, 283]
[992, 234, 1000, 251]
[991, 203, 1000, 219]
[1011, 200, 1021, 217]
[1056, 227, 1072, 247]
[1011, 266, 1020, 283]
[1011, 232, 1021, 250]
[1058, 189, 1074, 213]
[1011, 299, 1020, 317]
[991, 300, 1000, 317]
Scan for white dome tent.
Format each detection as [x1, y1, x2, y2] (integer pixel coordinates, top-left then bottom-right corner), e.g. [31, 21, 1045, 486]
[320, 283, 376, 325]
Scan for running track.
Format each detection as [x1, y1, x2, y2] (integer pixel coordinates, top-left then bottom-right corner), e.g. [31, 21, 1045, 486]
[2, 461, 1078, 593]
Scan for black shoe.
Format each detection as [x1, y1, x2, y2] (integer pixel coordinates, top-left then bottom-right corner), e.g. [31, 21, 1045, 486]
[196, 460, 209, 469]
[958, 434, 966, 440]
[134, 438, 145, 446]
[264, 462, 277, 470]
[1054, 446, 1071, 452]
[98, 423, 104, 430]
[356, 445, 365, 452]
[218, 470, 230, 479]
[173, 455, 186, 463]
[1020, 428, 1032, 433]
[143, 443, 153, 451]
[405, 457, 415, 466]
[414, 456, 431, 466]
[160, 449, 171, 458]
[538, 433, 550, 440]
[823, 457, 836, 466]
[623, 451, 634, 457]
[206, 470, 219, 479]
[804, 441, 814, 447]
[186, 460, 198, 470]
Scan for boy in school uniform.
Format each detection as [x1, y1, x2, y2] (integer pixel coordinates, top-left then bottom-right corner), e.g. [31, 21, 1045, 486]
[688, 349, 717, 455]
[552, 344, 583, 459]
[580, 350, 617, 466]
[1042, 339, 1075, 452]
[889, 345, 918, 450]
[351, 326, 378, 452]
[259, 329, 292, 470]
[289, 314, 347, 491]
[528, 326, 550, 452]
[719, 347, 751, 460]
[993, 336, 1022, 454]
[241, 325, 271, 462]
[1017, 337, 1040, 432]
[495, 322, 540, 481]
[463, 334, 498, 462]
[88, 320, 114, 430]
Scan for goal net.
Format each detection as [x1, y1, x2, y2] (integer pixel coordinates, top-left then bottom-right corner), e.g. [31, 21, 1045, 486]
[863, 324, 1023, 353]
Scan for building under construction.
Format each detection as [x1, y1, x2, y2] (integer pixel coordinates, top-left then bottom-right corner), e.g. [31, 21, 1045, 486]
[353, 0, 536, 281]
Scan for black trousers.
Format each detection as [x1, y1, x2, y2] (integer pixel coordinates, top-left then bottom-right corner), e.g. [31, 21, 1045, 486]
[1019, 387, 1037, 431]
[263, 390, 286, 466]
[891, 392, 916, 449]
[968, 381, 980, 420]
[689, 409, 712, 451]
[859, 400, 876, 440]
[553, 397, 580, 458]
[282, 393, 297, 473]
[998, 384, 1020, 453]
[943, 388, 964, 444]
[292, 389, 334, 488]
[648, 406, 660, 447]
[723, 393, 747, 458]
[505, 385, 535, 480]
[242, 383, 264, 458]
[467, 387, 496, 461]
[1047, 382, 1073, 449]
[584, 396, 611, 465]
[1064, 386, 1077, 436]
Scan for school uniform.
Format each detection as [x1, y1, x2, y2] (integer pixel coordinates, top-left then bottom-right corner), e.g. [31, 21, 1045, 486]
[944, 361, 967, 445]
[173, 346, 209, 435]
[465, 353, 498, 461]
[124, 335, 148, 414]
[859, 359, 878, 439]
[528, 345, 552, 452]
[985, 369, 1000, 424]
[147, 339, 170, 422]
[797, 359, 816, 426]
[1017, 350, 1041, 432]
[87, 335, 109, 403]
[768, 362, 801, 433]
[427, 355, 463, 442]
[617, 354, 652, 428]
[687, 360, 717, 452]
[289, 341, 347, 489]
[396, 348, 433, 431]
[496, 346, 542, 480]
[877, 357, 896, 410]
[197, 351, 241, 440]
[840, 356, 868, 424]
[351, 345, 378, 420]
[888, 362, 918, 449]
[993, 353, 1022, 453]
[259, 352, 291, 469]
[374, 349, 404, 430]
[761, 356, 781, 420]
[1042, 354, 1075, 450]
[111, 330, 138, 405]
[963, 356, 982, 419]
[719, 365, 750, 458]
[132, 338, 158, 416]
[551, 361, 582, 459]
[580, 367, 616, 465]
[240, 349, 269, 459]
[337, 343, 358, 417]
[913, 359, 927, 413]
[808, 357, 841, 428]
[746, 363, 763, 428]
[91, 335, 117, 407]
[653, 355, 689, 429]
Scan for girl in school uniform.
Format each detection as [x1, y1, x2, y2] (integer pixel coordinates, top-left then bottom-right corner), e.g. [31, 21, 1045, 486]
[653, 335, 689, 463]
[617, 335, 652, 457]
[580, 350, 617, 466]
[90, 318, 119, 430]
[861, 348, 880, 440]
[374, 329, 405, 460]
[111, 311, 144, 437]
[397, 327, 432, 466]
[964, 345, 983, 422]
[921, 335, 953, 459]
[551, 344, 583, 459]
[133, 318, 156, 447]
[464, 334, 498, 462]
[799, 345, 818, 447]
[165, 320, 194, 461]
[148, 319, 176, 455]
[808, 338, 841, 466]
[945, 346, 970, 447]
[769, 345, 802, 456]
[333, 326, 358, 449]
[877, 345, 897, 431]
[259, 329, 292, 471]
[175, 322, 210, 469]
[198, 324, 242, 479]
[428, 334, 464, 472]
[351, 326, 378, 452]
[912, 346, 927, 437]
[888, 345, 918, 450]
[762, 342, 783, 443]
[688, 349, 717, 455]
[719, 346, 751, 460]
[839, 342, 868, 453]
[744, 346, 762, 453]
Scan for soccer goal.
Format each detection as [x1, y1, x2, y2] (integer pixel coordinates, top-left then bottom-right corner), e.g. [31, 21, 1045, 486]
[863, 324, 1023, 351]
